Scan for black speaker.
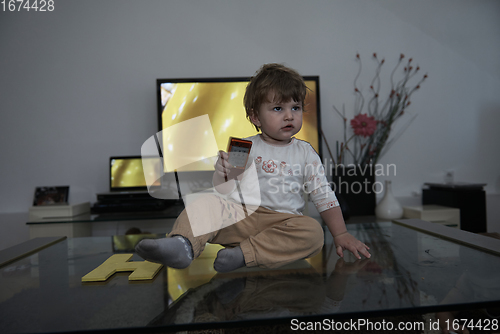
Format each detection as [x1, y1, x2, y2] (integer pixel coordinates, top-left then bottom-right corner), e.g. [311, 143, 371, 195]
[422, 183, 487, 233]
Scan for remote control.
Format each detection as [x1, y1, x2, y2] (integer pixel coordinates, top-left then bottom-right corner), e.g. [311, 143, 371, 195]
[227, 137, 252, 169]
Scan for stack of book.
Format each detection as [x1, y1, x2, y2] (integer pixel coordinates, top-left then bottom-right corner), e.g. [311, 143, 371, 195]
[28, 202, 91, 222]
[403, 205, 460, 229]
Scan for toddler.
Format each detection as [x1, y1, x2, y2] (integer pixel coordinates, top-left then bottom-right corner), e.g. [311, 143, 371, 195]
[136, 63, 370, 272]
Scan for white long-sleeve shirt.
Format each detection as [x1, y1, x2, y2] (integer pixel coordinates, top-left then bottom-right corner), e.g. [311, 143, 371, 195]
[228, 135, 339, 215]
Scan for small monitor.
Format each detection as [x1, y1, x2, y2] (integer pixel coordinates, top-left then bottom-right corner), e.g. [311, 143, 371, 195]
[109, 156, 161, 192]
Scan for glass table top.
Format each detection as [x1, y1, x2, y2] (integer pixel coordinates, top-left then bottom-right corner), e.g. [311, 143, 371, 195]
[1, 221, 500, 333]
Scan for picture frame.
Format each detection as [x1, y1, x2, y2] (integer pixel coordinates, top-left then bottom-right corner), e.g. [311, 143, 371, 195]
[33, 186, 69, 206]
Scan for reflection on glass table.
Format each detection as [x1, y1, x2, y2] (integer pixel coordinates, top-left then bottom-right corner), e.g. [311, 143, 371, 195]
[1, 221, 499, 333]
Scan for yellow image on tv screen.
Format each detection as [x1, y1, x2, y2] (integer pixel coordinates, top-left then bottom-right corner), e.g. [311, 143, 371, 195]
[159, 79, 319, 172]
[111, 157, 160, 189]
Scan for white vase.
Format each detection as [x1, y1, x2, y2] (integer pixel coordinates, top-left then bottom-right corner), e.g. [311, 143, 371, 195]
[376, 180, 403, 220]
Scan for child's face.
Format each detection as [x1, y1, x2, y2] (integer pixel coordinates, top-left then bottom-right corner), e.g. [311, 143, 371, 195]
[250, 92, 303, 145]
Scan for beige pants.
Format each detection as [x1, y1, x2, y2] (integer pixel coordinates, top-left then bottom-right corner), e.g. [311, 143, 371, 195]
[169, 195, 324, 269]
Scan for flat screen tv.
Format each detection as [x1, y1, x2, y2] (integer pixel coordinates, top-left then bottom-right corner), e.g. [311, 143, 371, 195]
[156, 76, 322, 175]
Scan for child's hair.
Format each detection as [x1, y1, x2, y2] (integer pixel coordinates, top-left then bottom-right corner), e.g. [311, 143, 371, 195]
[244, 63, 307, 131]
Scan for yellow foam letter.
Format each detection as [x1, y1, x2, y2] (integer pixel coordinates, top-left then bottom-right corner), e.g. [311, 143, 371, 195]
[82, 254, 163, 282]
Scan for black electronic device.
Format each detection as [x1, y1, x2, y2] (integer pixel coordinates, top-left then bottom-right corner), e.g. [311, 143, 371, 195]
[422, 182, 487, 233]
[91, 156, 178, 214]
[97, 191, 155, 202]
[91, 200, 171, 214]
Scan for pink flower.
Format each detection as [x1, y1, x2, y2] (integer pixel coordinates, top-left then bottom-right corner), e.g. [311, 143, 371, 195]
[262, 160, 277, 173]
[350, 114, 377, 137]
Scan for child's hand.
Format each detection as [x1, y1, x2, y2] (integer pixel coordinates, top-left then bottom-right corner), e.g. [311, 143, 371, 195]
[214, 150, 233, 180]
[333, 232, 371, 260]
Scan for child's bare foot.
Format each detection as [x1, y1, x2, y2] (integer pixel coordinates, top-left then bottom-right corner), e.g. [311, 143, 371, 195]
[214, 246, 245, 272]
[135, 236, 193, 269]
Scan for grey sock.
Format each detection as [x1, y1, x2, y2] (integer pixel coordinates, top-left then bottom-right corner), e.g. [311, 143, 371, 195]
[135, 236, 193, 269]
[213, 246, 245, 273]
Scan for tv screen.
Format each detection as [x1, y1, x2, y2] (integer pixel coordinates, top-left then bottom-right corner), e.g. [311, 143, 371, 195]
[156, 76, 321, 173]
[110, 156, 161, 192]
